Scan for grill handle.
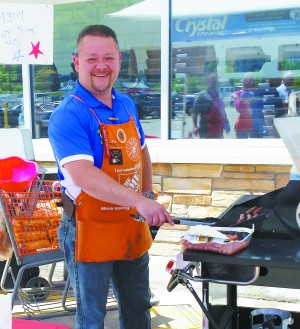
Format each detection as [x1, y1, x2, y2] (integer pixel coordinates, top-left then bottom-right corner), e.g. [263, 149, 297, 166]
[180, 265, 261, 286]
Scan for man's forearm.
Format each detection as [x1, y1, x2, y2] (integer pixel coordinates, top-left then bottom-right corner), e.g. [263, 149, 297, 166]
[142, 145, 153, 191]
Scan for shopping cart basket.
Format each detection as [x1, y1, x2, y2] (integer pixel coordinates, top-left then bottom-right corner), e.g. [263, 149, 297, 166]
[0, 179, 69, 318]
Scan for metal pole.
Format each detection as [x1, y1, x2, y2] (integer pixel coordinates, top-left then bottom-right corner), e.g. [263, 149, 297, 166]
[3, 102, 8, 128]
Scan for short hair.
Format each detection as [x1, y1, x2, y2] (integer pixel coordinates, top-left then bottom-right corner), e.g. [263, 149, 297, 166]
[74, 24, 119, 55]
[283, 71, 294, 80]
[242, 72, 255, 87]
[243, 72, 254, 81]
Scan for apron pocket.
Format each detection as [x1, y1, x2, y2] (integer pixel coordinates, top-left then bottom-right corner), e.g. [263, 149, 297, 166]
[75, 218, 152, 262]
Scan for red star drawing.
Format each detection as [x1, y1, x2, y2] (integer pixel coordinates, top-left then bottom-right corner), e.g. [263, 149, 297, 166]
[28, 41, 44, 59]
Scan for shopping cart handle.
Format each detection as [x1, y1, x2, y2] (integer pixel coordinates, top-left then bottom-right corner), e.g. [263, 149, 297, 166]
[172, 217, 219, 226]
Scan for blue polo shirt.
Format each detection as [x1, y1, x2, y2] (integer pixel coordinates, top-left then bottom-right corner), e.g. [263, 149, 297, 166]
[48, 80, 146, 199]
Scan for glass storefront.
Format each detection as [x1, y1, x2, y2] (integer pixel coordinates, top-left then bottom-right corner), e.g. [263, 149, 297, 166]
[170, 0, 300, 139]
[0, 0, 299, 141]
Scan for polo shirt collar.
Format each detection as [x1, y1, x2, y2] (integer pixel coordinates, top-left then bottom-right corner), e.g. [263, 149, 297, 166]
[74, 80, 120, 108]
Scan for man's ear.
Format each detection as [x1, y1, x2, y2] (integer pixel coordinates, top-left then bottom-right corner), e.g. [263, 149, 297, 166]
[72, 55, 79, 72]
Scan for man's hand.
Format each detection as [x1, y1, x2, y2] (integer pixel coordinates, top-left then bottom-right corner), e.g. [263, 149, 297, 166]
[192, 126, 199, 136]
[136, 197, 174, 227]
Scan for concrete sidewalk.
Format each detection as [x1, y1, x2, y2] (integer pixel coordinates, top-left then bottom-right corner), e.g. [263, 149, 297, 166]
[13, 256, 204, 329]
[12, 255, 300, 329]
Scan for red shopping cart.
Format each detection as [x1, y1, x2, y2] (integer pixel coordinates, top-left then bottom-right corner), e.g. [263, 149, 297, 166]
[0, 158, 73, 318]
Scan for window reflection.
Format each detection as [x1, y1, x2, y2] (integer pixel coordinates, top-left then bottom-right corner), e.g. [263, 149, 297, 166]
[171, 0, 300, 139]
[103, 2, 162, 138]
[191, 72, 230, 139]
[1, 1, 299, 140]
[1, 1, 162, 139]
[0, 64, 22, 129]
[0, 63, 63, 137]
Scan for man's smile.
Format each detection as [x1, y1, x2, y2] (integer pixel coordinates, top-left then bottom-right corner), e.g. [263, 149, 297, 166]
[94, 73, 109, 77]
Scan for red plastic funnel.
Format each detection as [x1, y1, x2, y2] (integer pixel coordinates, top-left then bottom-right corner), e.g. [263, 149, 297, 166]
[0, 156, 39, 192]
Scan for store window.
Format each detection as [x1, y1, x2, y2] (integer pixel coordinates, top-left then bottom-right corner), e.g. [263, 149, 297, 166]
[1, 1, 299, 142]
[105, 2, 162, 138]
[0, 63, 63, 137]
[0, 64, 22, 129]
[0, 1, 161, 138]
[170, 0, 300, 139]
[50, 0, 161, 139]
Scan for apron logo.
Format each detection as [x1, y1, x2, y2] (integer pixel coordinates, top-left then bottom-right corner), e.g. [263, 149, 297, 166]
[117, 129, 126, 143]
[109, 149, 123, 165]
[109, 139, 118, 148]
[124, 171, 140, 191]
[126, 137, 140, 162]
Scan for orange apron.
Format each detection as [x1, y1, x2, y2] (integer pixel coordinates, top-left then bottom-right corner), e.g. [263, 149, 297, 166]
[74, 100, 152, 262]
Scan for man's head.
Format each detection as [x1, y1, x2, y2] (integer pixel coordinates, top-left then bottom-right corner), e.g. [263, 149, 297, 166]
[243, 72, 255, 90]
[74, 25, 119, 55]
[283, 71, 294, 88]
[206, 72, 218, 90]
[72, 25, 122, 102]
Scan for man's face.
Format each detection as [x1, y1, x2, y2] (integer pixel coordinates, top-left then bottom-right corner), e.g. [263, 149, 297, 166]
[73, 35, 121, 99]
[207, 74, 218, 90]
[243, 78, 254, 89]
[284, 76, 294, 88]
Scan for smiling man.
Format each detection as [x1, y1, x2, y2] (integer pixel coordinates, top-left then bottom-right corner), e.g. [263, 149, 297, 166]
[48, 25, 173, 329]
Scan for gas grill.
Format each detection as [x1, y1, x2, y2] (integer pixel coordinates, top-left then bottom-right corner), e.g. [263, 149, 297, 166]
[166, 116, 300, 329]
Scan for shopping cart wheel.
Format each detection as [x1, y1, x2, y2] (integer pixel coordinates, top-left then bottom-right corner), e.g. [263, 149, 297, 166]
[25, 276, 51, 301]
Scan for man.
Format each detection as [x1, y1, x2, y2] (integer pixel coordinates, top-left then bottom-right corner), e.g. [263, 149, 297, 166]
[276, 71, 295, 103]
[276, 71, 298, 115]
[192, 72, 230, 138]
[48, 25, 173, 329]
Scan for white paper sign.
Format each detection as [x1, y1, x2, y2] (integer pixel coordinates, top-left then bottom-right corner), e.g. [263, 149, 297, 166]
[0, 3, 53, 64]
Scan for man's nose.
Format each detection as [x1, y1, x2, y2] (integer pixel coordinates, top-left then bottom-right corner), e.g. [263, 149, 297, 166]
[95, 58, 107, 67]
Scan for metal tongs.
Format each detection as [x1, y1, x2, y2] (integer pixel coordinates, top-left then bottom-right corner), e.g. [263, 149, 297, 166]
[130, 213, 219, 226]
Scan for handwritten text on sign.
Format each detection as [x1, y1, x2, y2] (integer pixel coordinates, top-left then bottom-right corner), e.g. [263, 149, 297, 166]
[0, 3, 53, 65]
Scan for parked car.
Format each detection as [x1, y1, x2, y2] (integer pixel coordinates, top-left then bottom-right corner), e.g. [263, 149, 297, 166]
[128, 92, 161, 119]
[37, 102, 61, 128]
[17, 101, 61, 128]
[0, 104, 23, 128]
[17, 93, 51, 104]
[219, 86, 236, 107]
[171, 92, 196, 117]
[128, 91, 195, 119]
[139, 93, 161, 119]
